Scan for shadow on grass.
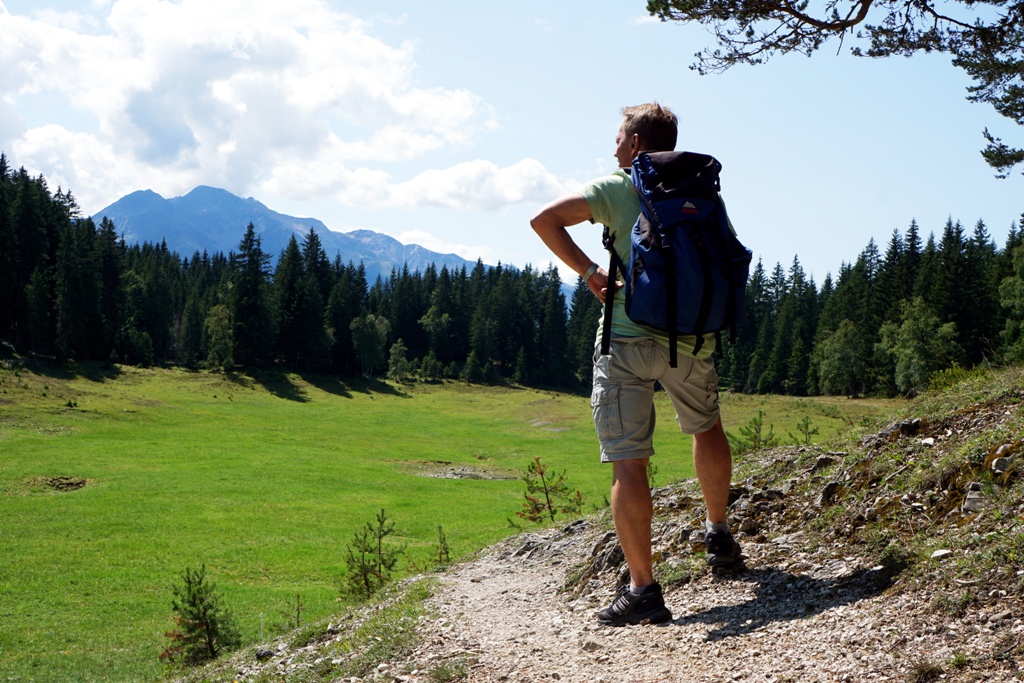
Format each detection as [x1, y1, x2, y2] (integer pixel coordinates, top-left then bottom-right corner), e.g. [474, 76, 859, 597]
[669, 565, 894, 640]
[246, 370, 409, 401]
[20, 358, 122, 383]
[341, 376, 410, 399]
[247, 370, 312, 402]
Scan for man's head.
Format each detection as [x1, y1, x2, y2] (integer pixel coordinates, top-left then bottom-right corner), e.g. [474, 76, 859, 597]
[614, 102, 677, 167]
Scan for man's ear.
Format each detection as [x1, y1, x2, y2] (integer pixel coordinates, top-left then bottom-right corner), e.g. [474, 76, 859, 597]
[630, 133, 642, 155]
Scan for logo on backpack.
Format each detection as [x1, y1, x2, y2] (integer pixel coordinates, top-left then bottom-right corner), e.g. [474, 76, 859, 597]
[601, 151, 753, 367]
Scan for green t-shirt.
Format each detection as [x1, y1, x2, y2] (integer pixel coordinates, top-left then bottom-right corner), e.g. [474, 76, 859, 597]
[580, 169, 715, 360]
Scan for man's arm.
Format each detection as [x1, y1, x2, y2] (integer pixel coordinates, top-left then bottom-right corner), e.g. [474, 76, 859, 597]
[530, 194, 614, 303]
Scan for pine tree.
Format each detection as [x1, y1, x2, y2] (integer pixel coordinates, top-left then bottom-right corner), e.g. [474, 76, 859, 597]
[274, 236, 304, 366]
[998, 243, 1024, 361]
[721, 259, 765, 392]
[753, 262, 787, 393]
[54, 219, 100, 361]
[420, 265, 458, 364]
[95, 217, 124, 361]
[25, 266, 55, 355]
[326, 262, 365, 375]
[231, 223, 274, 368]
[0, 153, 16, 346]
[565, 278, 602, 386]
[902, 219, 923, 300]
[962, 219, 1000, 362]
[536, 265, 569, 386]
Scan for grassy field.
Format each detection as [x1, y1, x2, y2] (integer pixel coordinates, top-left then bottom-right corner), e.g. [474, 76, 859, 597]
[0, 361, 902, 682]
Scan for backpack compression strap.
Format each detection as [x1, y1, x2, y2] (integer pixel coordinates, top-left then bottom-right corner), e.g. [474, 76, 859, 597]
[599, 224, 625, 358]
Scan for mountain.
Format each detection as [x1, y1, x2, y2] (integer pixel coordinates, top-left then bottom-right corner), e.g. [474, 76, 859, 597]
[91, 186, 480, 282]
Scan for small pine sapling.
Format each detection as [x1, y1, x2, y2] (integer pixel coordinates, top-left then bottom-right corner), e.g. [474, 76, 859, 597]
[435, 525, 452, 567]
[787, 415, 820, 445]
[736, 409, 779, 452]
[515, 456, 585, 523]
[160, 565, 241, 665]
[289, 593, 304, 629]
[341, 508, 406, 599]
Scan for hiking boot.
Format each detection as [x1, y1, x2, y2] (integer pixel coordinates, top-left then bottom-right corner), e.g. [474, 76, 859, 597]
[705, 529, 742, 567]
[597, 582, 672, 626]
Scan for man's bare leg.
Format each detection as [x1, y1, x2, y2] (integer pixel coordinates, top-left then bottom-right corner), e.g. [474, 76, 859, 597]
[693, 418, 732, 524]
[611, 458, 654, 587]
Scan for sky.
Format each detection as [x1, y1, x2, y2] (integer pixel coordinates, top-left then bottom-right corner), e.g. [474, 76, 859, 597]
[1, 0, 1021, 284]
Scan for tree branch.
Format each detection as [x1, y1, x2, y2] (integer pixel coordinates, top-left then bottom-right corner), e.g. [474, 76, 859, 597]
[778, 0, 875, 32]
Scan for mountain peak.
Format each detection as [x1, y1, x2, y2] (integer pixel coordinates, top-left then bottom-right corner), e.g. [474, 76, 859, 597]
[91, 186, 480, 282]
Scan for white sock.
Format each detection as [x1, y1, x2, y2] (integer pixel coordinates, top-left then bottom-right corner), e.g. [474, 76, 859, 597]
[706, 520, 729, 534]
[629, 583, 646, 596]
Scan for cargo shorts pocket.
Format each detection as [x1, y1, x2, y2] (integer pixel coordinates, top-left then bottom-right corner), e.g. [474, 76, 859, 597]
[705, 370, 720, 413]
[591, 381, 623, 440]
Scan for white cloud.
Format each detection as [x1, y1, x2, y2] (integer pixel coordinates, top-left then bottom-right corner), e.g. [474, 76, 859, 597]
[263, 156, 573, 211]
[0, 0, 527, 213]
[389, 158, 569, 210]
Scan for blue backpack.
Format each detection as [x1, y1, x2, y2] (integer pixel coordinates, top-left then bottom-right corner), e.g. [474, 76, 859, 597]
[600, 151, 752, 367]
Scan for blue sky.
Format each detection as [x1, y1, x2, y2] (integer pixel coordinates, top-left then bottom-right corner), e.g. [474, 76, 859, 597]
[1, 0, 1021, 283]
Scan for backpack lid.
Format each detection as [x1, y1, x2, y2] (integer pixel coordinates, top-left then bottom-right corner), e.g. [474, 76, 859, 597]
[633, 151, 722, 200]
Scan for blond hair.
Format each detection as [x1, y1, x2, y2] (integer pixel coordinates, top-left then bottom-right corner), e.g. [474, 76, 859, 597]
[620, 102, 678, 152]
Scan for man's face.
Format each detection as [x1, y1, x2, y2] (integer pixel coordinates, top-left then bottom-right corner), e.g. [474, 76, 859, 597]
[614, 123, 636, 169]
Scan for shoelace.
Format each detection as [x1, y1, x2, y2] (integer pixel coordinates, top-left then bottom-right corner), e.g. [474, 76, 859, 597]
[609, 586, 635, 614]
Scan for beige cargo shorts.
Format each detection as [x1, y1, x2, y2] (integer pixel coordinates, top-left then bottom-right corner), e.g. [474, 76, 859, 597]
[591, 336, 720, 463]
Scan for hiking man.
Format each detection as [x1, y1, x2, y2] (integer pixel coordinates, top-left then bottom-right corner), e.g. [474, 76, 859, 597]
[530, 102, 741, 626]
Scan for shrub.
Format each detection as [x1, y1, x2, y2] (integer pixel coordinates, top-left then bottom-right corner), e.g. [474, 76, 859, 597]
[160, 565, 240, 665]
[342, 508, 406, 599]
[787, 415, 820, 445]
[731, 410, 779, 454]
[435, 525, 452, 568]
[515, 456, 585, 523]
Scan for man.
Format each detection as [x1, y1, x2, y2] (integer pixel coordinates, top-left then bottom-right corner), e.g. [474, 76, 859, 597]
[530, 102, 741, 627]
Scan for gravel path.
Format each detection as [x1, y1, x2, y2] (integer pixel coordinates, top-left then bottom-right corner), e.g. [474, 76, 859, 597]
[397, 520, 1023, 683]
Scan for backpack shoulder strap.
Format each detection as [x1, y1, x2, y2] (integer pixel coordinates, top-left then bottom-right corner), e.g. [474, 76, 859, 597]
[600, 224, 626, 357]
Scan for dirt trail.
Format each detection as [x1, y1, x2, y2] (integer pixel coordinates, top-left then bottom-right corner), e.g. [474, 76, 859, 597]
[395, 519, 1022, 683]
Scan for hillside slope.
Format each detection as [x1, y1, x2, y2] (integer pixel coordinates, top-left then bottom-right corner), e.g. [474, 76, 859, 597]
[176, 367, 1024, 683]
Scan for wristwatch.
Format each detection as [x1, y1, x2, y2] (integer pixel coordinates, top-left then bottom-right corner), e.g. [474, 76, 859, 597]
[582, 262, 599, 283]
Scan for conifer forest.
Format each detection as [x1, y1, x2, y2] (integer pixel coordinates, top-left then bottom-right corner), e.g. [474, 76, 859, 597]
[3, 155, 1024, 397]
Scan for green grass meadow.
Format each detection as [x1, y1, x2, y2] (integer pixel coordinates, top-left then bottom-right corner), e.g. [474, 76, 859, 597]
[0, 363, 900, 682]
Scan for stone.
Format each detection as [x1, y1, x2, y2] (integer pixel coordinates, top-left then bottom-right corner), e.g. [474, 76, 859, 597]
[590, 532, 616, 558]
[989, 610, 1013, 624]
[819, 481, 842, 506]
[581, 640, 603, 652]
[899, 419, 923, 436]
[920, 437, 936, 447]
[992, 457, 1012, 475]
[931, 549, 953, 561]
[810, 456, 835, 475]
[963, 491, 988, 512]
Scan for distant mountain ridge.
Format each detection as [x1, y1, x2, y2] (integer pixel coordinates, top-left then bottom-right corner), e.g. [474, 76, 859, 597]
[91, 186, 480, 282]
